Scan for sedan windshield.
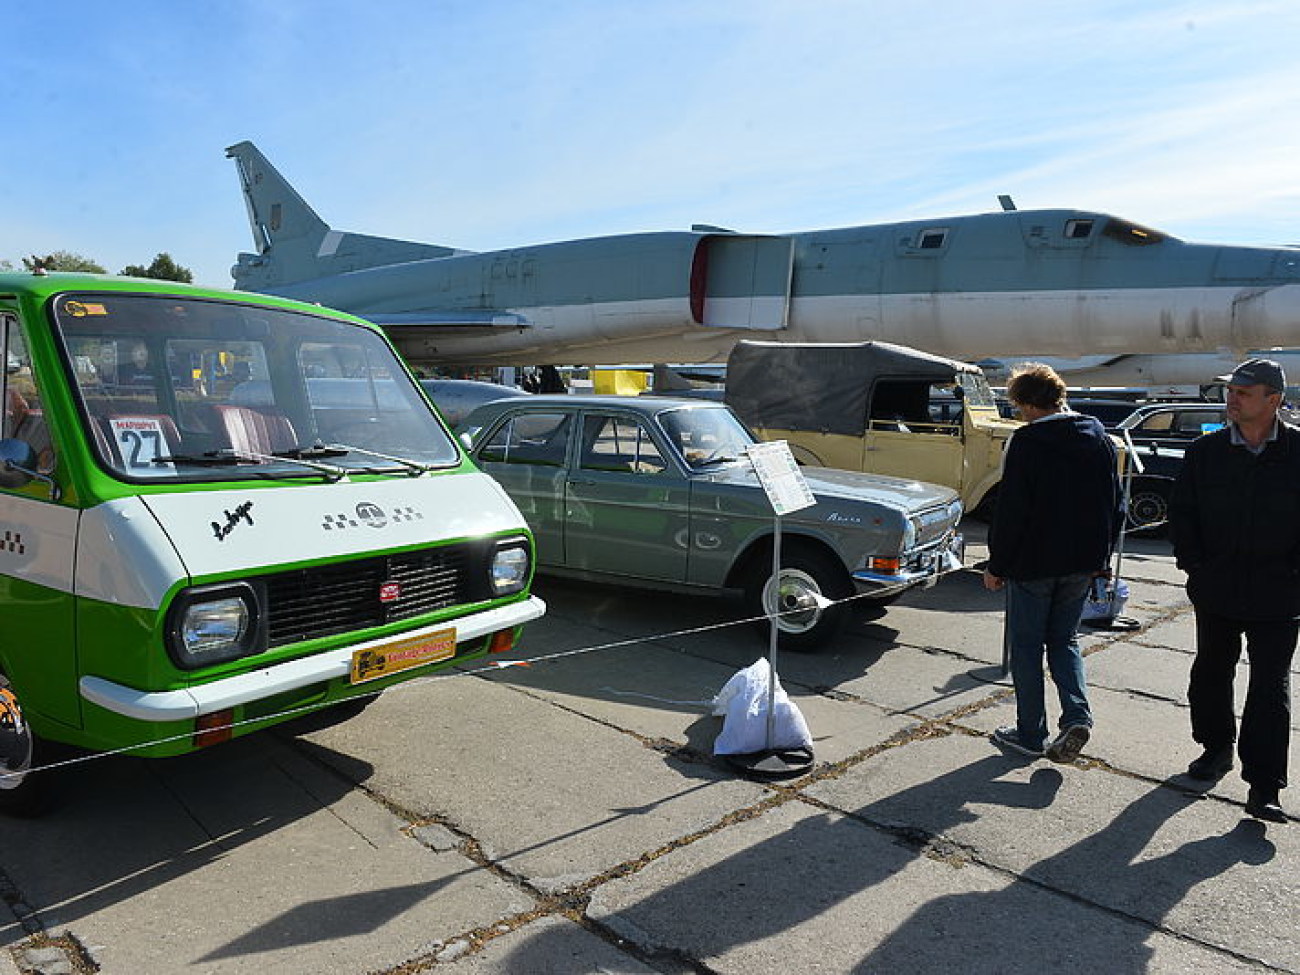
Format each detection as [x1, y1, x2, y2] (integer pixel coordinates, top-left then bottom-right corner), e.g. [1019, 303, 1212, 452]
[657, 405, 755, 469]
[54, 293, 459, 482]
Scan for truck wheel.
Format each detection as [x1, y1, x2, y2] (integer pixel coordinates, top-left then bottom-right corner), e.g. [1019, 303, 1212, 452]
[743, 546, 852, 652]
[1127, 481, 1169, 535]
[0, 676, 47, 817]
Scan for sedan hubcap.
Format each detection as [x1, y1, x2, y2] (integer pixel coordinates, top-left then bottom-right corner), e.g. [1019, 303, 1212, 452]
[764, 569, 826, 634]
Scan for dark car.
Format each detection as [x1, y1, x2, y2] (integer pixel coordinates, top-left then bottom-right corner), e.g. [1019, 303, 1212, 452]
[1115, 402, 1226, 446]
[457, 395, 964, 649]
[1119, 440, 1184, 535]
[1065, 397, 1145, 428]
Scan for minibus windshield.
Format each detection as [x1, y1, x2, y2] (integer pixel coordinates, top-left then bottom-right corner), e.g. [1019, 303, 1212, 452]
[53, 293, 460, 482]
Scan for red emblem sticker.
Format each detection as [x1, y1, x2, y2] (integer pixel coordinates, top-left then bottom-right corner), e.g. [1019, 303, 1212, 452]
[379, 581, 401, 603]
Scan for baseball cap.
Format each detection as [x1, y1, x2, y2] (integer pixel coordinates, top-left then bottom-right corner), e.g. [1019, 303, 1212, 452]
[1217, 357, 1286, 392]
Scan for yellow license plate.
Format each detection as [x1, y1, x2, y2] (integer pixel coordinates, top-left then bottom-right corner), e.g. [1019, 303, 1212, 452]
[349, 628, 456, 684]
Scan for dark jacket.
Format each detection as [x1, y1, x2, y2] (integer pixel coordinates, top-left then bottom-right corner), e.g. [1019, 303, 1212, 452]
[988, 412, 1122, 581]
[1168, 422, 1300, 620]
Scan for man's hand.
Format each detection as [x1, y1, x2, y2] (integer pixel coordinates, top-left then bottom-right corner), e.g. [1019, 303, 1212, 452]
[983, 569, 1005, 591]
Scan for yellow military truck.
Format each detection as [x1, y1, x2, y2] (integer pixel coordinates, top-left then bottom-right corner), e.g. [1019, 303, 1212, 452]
[725, 340, 1020, 516]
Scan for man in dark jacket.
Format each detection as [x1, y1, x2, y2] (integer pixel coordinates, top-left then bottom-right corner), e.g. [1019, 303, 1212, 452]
[1169, 357, 1300, 823]
[984, 363, 1123, 764]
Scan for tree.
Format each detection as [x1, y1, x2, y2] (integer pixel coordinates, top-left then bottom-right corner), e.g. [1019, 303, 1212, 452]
[120, 252, 193, 283]
[22, 251, 106, 273]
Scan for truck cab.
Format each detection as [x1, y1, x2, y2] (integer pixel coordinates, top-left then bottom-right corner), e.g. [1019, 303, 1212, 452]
[0, 271, 543, 811]
[725, 340, 1019, 514]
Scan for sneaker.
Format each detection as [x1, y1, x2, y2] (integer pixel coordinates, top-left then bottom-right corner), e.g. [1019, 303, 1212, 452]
[1046, 724, 1091, 764]
[991, 726, 1044, 758]
[1186, 745, 1233, 782]
[1245, 786, 1287, 823]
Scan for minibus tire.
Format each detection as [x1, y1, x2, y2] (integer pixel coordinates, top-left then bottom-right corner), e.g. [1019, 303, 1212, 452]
[0, 676, 49, 817]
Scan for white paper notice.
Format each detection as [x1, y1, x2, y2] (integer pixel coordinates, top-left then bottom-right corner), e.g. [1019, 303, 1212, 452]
[746, 441, 816, 516]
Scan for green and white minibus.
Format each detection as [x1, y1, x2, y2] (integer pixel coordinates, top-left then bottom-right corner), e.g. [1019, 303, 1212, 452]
[0, 271, 544, 812]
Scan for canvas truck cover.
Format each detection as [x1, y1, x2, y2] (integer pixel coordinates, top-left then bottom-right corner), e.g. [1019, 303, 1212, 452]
[725, 340, 980, 436]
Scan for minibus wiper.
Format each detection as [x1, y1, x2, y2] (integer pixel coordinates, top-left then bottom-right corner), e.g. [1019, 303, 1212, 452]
[157, 449, 347, 481]
[276, 442, 349, 460]
[309, 442, 433, 477]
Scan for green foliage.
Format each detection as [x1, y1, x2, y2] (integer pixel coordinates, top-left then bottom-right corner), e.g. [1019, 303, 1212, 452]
[22, 251, 107, 273]
[119, 252, 193, 283]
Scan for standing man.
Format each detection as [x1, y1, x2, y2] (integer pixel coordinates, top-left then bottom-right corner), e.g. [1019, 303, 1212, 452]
[984, 363, 1123, 763]
[1169, 358, 1299, 823]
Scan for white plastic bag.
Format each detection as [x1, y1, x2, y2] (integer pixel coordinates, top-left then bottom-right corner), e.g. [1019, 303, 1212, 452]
[712, 657, 812, 755]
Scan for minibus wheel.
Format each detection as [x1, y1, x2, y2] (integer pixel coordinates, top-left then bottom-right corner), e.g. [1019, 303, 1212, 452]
[0, 676, 47, 816]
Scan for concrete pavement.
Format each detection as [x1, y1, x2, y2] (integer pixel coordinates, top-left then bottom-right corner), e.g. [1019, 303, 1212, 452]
[2, 523, 1296, 973]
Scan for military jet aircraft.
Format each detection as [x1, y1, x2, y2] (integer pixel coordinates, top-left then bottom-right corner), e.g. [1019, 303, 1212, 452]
[226, 141, 1300, 368]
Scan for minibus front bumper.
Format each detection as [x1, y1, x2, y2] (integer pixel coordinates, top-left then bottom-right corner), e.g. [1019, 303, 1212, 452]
[80, 596, 546, 722]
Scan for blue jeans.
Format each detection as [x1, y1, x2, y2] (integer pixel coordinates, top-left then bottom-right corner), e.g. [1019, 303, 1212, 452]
[1006, 573, 1094, 750]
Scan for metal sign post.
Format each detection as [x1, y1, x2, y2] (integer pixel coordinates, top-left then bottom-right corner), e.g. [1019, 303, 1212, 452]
[727, 441, 817, 778]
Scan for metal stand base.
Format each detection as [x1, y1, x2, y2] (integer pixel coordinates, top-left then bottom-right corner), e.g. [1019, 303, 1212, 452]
[967, 663, 1013, 685]
[724, 746, 815, 780]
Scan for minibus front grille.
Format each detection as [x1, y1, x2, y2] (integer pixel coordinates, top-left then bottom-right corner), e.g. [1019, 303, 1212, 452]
[261, 544, 476, 647]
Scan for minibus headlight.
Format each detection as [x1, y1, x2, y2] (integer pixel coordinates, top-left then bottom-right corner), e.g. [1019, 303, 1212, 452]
[490, 541, 530, 596]
[166, 585, 262, 669]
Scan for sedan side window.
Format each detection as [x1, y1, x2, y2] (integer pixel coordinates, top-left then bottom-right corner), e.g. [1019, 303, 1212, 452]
[1138, 412, 1173, 433]
[580, 414, 666, 474]
[479, 412, 571, 466]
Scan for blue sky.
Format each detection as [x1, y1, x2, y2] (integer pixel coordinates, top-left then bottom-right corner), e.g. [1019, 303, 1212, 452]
[4, 0, 1299, 288]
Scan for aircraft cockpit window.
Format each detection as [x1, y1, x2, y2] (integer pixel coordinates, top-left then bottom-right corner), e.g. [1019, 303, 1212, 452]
[1102, 219, 1166, 246]
[1065, 219, 1094, 240]
[918, 228, 949, 250]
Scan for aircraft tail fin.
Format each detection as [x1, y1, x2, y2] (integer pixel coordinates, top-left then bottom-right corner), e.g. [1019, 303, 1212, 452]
[225, 140, 461, 291]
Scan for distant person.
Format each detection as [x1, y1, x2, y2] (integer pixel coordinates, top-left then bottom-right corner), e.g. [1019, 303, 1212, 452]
[1169, 357, 1300, 823]
[120, 342, 154, 386]
[984, 363, 1123, 763]
[538, 365, 566, 393]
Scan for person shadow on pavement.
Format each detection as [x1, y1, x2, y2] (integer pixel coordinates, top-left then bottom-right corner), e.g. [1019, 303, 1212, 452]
[857, 779, 1276, 973]
[497, 749, 1275, 974]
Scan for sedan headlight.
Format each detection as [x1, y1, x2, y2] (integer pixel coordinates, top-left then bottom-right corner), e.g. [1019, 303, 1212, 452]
[489, 541, 531, 596]
[166, 584, 263, 669]
[901, 517, 918, 553]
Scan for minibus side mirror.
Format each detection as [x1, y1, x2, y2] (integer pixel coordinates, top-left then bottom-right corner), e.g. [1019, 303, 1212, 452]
[0, 438, 60, 500]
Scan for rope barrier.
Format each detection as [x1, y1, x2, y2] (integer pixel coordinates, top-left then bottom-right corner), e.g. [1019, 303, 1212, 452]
[0, 564, 969, 787]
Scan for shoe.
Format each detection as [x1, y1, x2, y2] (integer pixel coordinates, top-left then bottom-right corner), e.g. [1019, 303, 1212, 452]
[1186, 745, 1233, 781]
[1046, 724, 1091, 764]
[992, 726, 1044, 758]
[1245, 786, 1287, 823]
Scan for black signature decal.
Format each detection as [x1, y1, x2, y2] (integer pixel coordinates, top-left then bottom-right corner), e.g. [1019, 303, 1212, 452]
[211, 501, 255, 542]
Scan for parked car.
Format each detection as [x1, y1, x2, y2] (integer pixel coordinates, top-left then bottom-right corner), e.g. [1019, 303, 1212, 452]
[1064, 397, 1146, 427]
[419, 378, 531, 427]
[725, 340, 1020, 517]
[1114, 402, 1226, 446]
[457, 395, 965, 650]
[1118, 441, 1184, 535]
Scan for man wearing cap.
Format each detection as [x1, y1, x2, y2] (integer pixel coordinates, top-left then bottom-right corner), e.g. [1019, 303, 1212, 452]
[1169, 358, 1299, 823]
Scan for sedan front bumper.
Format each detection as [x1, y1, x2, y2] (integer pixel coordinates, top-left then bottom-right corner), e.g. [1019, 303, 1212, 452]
[851, 533, 964, 593]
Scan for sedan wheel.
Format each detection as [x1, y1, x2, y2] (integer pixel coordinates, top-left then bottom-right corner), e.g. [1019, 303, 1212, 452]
[1127, 481, 1170, 535]
[744, 547, 851, 652]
